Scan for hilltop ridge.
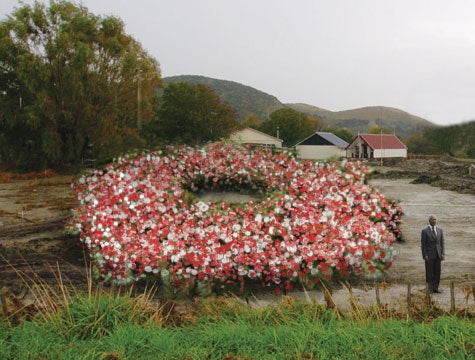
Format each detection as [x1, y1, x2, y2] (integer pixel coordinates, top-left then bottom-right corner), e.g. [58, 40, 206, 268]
[163, 75, 436, 137]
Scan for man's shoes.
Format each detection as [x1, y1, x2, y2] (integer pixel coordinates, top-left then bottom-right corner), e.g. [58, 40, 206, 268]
[429, 289, 434, 294]
[433, 289, 443, 293]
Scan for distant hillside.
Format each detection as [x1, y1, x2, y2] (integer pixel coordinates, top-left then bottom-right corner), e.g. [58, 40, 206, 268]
[163, 75, 284, 121]
[162, 75, 437, 138]
[286, 103, 435, 138]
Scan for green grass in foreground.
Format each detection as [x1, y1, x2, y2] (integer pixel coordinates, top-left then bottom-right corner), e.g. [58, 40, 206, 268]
[0, 292, 474, 360]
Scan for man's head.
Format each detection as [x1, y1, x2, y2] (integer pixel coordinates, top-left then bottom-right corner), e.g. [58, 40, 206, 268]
[429, 215, 437, 226]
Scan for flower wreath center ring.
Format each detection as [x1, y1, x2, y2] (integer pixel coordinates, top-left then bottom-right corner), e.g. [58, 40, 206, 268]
[70, 141, 402, 295]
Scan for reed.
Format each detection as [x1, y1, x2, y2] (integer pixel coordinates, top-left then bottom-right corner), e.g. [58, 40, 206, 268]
[0, 258, 473, 359]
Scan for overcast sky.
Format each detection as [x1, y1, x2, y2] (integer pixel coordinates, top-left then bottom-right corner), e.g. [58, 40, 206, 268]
[2, 0, 475, 125]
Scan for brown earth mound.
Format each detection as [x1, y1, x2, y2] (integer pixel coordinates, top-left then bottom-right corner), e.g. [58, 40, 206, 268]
[371, 158, 475, 194]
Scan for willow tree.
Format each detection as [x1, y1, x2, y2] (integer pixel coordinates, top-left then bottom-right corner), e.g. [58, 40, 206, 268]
[0, 1, 162, 169]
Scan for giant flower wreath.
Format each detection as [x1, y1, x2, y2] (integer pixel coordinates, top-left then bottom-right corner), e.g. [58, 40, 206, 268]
[69, 141, 402, 294]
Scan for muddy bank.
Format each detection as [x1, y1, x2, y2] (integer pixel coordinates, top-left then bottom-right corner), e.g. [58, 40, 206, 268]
[0, 175, 85, 297]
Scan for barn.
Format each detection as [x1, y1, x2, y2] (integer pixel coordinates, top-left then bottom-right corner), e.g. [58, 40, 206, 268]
[229, 127, 283, 148]
[295, 132, 349, 159]
[346, 133, 407, 159]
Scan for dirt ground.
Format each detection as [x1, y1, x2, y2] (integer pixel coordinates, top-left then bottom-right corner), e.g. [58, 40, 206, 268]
[0, 175, 87, 296]
[1, 162, 474, 313]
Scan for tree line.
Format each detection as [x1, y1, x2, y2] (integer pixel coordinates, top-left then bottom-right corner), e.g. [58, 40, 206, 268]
[405, 122, 475, 158]
[1, 2, 472, 172]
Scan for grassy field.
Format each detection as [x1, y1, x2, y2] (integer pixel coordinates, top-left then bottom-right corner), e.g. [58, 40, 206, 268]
[1, 288, 473, 360]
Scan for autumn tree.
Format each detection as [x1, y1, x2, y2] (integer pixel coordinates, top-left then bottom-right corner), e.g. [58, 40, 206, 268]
[404, 134, 436, 154]
[241, 113, 260, 129]
[259, 108, 317, 146]
[153, 82, 239, 145]
[330, 127, 355, 143]
[368, 126, 393, 134]
[0, 1, 161, 169]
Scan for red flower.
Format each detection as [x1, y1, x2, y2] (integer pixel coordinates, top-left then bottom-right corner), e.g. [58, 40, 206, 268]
[69, 142, 402, 293]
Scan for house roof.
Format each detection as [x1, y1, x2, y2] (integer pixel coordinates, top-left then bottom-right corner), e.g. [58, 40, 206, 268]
[347, 133, 407, 150]
[230, 127, 282, 142]
[296, 132, 349, 147]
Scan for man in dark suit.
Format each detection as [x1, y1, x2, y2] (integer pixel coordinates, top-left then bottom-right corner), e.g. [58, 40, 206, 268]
[421, 215, 445, 293]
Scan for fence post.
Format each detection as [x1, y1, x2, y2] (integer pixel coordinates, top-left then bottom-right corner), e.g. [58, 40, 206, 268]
[375, 282, 381, 307]
[406, 284, 412, 309]
[425, 283, 431, 307]
[450, 281, 456, 313]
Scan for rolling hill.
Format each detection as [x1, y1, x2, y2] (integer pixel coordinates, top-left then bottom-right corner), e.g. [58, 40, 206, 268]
[163, 75, 284, 121]
[286, 103, 435, 138]
[162, 75, 436, 138]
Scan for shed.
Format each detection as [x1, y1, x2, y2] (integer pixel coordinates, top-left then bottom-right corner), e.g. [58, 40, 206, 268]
[229, 127, 283, 148]
[295, 132, 349, 159]
[346, 133, 407, 159]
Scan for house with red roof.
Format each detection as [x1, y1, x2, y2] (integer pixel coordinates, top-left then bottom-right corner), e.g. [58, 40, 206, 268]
[346, 133, 407, 159]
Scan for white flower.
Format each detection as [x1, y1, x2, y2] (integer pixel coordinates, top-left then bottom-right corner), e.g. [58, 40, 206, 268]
[286, 244, 297, 253]
[160, 269, 169, 277]
[195, 201, 209, 212]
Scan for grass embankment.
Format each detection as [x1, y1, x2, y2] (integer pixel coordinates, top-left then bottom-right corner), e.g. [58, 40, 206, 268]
[0, 289, 473, 360]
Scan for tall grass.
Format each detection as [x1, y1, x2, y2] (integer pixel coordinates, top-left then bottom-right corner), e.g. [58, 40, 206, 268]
[0, 259, 473, 359]
[1, 294, 473, 359]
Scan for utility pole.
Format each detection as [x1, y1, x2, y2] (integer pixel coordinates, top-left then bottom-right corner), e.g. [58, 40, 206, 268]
[137, 73, 142, 130]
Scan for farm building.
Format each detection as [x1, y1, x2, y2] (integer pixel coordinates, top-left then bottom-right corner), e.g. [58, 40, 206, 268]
[346, 133, 407, 159]
[295, 132, 349, 159]
[229, 127, 283, 148]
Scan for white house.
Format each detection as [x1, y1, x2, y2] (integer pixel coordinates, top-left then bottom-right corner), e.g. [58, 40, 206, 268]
[229, 127, 283, 148]
[295, 132, 349, 159]
[346, 133, 407, 159]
